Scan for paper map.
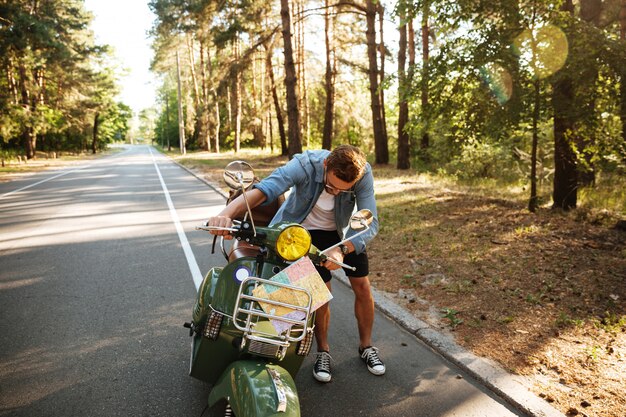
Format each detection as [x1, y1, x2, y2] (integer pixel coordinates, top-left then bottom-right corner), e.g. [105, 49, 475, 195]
[252, 257, 332, 333]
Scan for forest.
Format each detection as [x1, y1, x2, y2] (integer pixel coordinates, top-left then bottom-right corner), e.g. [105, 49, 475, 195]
[0, 1, 132, 160]
[149, 0, 626, 213]
[1, 0, 626, 213]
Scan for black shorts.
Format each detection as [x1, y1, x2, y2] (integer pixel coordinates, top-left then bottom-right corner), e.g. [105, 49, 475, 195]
[309, 229, 369, 282]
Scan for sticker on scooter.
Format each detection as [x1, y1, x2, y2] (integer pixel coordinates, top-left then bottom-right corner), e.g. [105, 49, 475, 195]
[233, 266, 251, 283]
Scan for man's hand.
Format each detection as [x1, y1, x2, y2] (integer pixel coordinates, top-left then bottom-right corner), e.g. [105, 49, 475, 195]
[323, 247, 344, 271]
[206, 216, 234, 239]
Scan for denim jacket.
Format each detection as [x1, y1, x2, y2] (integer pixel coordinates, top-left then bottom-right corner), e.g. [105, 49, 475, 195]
[253, 150, 378, 254]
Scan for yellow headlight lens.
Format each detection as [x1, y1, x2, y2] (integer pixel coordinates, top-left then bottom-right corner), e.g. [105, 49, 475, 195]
[276, 226, 312, 261]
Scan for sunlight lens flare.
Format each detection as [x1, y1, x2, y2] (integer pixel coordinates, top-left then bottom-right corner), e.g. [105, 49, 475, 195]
[479, 63, 513, 104]
[513, 25, 568, 79]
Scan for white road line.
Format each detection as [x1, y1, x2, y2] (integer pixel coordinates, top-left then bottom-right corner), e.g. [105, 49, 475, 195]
[149, 147, 203, 290]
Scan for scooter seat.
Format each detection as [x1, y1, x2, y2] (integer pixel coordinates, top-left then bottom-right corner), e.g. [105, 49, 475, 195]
[228, 240, 260, 262]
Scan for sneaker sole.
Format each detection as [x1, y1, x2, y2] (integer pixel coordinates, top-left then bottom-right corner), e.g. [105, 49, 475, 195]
[313, 370, 331, 382]
[367, 366, 386, 376]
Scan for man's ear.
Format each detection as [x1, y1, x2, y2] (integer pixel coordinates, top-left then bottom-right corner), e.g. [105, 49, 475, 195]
[323, 158, 327, 168]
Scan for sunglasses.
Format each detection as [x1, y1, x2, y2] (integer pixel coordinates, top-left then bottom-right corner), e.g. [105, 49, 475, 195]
[324, 169, 354, 194]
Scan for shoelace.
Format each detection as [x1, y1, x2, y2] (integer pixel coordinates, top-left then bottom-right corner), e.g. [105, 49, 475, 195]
[362, 347, 383, 366]
[316, 352, 332, 371]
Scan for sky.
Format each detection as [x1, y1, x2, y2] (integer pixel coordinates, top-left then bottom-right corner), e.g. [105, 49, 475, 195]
[84, 0, 158, 114]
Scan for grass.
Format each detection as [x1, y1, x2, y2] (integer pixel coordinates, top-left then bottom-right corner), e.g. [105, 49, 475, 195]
[0, 148, 122, 175]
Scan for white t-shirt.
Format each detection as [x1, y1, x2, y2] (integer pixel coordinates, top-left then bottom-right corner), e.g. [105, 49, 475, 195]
[301, 190, 336, 231]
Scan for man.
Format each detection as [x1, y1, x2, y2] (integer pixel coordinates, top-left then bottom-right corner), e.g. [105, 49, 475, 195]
[207, 145, 385, 382]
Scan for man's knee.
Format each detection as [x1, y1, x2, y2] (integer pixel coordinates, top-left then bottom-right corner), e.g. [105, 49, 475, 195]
[349, 276, 372, 297]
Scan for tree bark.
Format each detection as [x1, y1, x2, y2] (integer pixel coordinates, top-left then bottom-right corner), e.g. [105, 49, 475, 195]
[265, 41, 288, 156]
[420, 3, 430, 149]
[295, 0, 310, 147]
[194, 38, 209, 151]
[165, 94, 171, 151]
[619, 0, 626, 149]
[231, 36, 242, 153]
[280, 0, 303, 158]
[366, 0, 388, 164]
[176, 49, 186, 155]
[528, 80, 540, 212]
[378, 3, 388, 145]
[322, 0, 335, 150]
[397, 7, 410, 170]
[577, 0, 602, 186]
[18, 62, 36, 159]
[92, 112, 100, 154]
[206, 44, 220, 153]
[551, 0, 576, 210]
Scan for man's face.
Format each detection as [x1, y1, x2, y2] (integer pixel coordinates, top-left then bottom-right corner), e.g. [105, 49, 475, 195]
[324, 168, 356, 196]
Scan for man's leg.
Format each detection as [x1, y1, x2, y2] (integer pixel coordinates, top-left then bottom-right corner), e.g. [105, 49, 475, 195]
[349, 275, 385, 375]
[348, 276, 374, 348]
[313, 281, 333, 382]
[314, 281, 332, 352]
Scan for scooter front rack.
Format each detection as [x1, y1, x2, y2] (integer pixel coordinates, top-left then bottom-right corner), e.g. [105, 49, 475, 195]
[233, 276, 313, 358]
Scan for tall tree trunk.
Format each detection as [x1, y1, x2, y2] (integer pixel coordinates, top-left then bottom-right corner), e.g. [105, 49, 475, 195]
[397, 7, 410, 170]
[92, 112, 100, 154]
[231, 36, 242, 153]
[528, 8, 541, 213]
[214, 96, 221, 153]
[420, 3, 430, 150]
[621, 0, 626, 147]
[529, 80, 540, 212]
[265, 41, 288, 155]
[165, 94, 171, 151]
[280, 0, 303, 157]
[552, 0, 577, 210]
[577, 0, 602, 186]
[552, 75, 577, 210]
[378, 3, 388, 145]
[6, 59, 19, 104]
[295, 0, 310, 147]
[200, 41, 211, 152]
[18, 62, 36, 159]
[366, 0, 388, 164]
[322, 0, 335, 150]
[206, 44, 220, 153]
[176, 49, 186, 155]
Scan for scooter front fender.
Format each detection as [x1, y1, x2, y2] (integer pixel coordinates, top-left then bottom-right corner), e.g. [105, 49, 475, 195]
[208, 360, 300, 417]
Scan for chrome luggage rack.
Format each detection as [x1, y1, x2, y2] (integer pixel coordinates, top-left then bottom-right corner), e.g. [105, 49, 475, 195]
[233, 276, 313, 359]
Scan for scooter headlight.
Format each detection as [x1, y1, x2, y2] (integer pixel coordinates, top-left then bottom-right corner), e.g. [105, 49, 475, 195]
[276, 225, 311, 261]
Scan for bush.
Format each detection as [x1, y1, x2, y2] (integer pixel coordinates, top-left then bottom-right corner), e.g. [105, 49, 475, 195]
[444, 141, 514, 180]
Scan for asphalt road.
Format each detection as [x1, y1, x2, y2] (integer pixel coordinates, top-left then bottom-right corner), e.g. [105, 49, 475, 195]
[0, 145, 525, 417]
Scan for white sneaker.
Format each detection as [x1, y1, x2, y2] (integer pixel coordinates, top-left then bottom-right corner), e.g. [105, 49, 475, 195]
[313, 351, 332, 382]
[359, 346, 386, 375]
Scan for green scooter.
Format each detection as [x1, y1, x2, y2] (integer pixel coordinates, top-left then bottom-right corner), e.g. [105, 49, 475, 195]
[185, 161, 373, 417]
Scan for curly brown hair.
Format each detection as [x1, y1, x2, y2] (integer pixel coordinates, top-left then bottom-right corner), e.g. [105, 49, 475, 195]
[326, 145, 367, 183]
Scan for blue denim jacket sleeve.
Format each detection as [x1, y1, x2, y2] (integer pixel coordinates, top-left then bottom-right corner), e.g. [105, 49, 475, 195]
[252, 151, 325, 218]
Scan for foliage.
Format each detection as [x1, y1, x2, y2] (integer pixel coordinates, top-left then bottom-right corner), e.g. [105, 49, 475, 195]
[394, 0, 625, 210]
[0, 0, 131, 156]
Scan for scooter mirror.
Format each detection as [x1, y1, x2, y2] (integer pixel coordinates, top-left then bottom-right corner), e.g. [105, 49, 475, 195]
[349, 209, 373, 231]
[224, 161, 255, 190]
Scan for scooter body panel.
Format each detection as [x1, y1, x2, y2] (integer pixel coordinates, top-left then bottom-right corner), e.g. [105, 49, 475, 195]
[208, 360, 300, 417]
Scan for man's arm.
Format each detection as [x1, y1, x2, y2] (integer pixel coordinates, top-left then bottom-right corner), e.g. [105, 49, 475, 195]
[207, 188, 267, 237]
